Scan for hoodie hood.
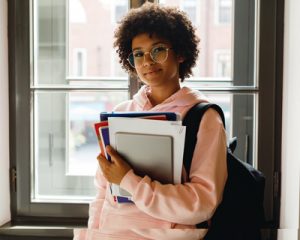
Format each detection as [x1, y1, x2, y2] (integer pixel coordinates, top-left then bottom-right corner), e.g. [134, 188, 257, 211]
[132, 85, 209, 112]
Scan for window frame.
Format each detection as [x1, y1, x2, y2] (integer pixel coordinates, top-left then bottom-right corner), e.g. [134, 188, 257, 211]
[6, 0, 283, 238]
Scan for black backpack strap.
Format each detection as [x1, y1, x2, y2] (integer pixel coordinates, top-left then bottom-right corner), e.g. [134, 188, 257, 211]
[182, 102, 225, 175]
[182, 102, 266, 237]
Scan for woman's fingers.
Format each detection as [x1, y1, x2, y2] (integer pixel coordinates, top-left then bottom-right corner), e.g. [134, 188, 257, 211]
[106, 145, 121, 165]
[97, 146, 132, 184]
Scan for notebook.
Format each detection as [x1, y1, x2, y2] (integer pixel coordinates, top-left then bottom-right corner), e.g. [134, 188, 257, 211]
[100, 111, 180, 121]
[108, 117, 185, 185]
[115, 132, 173, 197]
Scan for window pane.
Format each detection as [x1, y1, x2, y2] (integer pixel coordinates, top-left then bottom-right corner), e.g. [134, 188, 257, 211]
[32, 0, 130, 203]
[34, 0, 129, 85]
[201, 93, 257, 166]
[33, 91, 128, 201]
[34, 0, 67, 85]
[68, 0, 128, 78]
[160, 0, 233, 82]
[31, 0, 257, 205]
[217, 0, 232, 24]
[161, 0, 255, 87]
[182, 0, 197, 25]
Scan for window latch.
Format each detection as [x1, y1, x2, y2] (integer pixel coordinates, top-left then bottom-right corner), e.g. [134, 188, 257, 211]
[10, 167, 17, 193]
[273, 171, 280, 198]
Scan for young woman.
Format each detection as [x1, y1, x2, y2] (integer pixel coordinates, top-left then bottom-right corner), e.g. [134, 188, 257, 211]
[74, 3, 227, 240]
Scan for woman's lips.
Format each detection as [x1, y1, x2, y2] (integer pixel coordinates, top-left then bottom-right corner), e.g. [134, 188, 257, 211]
[144, 69, 161, 75]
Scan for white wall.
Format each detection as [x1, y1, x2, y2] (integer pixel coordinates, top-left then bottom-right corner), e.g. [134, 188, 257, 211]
[279, 0, 300, 239]
[0, 0, 11, 226]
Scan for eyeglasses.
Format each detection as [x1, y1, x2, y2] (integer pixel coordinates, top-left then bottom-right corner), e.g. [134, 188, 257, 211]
[127, 45, 172, 68]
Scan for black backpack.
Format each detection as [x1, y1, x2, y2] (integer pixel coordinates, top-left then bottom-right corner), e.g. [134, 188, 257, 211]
[183, 102, 265, 240]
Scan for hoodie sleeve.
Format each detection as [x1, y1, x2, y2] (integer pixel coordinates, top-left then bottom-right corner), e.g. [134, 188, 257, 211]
[86, 166, 107, 229]
[119, 108, 227, 225]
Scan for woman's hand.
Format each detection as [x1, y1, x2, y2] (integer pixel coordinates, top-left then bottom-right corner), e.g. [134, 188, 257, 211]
[98, 145, 132, 185]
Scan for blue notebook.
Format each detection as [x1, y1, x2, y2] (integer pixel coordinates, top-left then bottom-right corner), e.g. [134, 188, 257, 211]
[100, 126, 111, 161]
[100, 111, 180, 121]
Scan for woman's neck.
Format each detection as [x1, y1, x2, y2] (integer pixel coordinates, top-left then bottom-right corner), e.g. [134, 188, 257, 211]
[146, 84, 181, 106]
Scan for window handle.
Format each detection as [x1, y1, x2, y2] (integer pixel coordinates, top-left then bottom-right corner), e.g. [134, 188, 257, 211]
[49, 133, 53, 167]
[244, 134, 249, 164]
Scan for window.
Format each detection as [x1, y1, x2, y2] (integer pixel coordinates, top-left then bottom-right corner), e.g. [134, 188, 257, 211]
[73, 49, 87, 77]
[31, 0, 129, 203]
[111, 50, 127, 78]
[112, 0, 127, 23]
[181, 0, 198, 25]
[215, 0, 232, 25]
[162, 0, 233, 82]
[214, 50, 231, 78]
[9, 0, 282, 238]
[69, 0, 86, 23]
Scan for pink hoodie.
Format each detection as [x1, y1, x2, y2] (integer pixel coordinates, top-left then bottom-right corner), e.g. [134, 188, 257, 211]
[74, 86, 227, 240]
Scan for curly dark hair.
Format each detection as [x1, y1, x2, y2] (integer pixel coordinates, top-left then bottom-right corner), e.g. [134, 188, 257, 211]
[113, 2, 200, 82]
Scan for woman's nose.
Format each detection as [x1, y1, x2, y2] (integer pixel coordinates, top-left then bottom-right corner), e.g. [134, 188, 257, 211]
[142, 52, 155, 66]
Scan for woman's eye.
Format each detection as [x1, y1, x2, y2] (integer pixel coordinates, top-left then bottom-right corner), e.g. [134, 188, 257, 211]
[152, 46, 166, 54]
[133, 52, 144, 58]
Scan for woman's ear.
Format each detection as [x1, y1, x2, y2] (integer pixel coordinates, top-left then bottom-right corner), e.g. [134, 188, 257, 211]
[177, 56, 185, 63]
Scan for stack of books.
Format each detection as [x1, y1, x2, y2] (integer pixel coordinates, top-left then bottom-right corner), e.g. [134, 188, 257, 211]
[94, 112, 186, 203]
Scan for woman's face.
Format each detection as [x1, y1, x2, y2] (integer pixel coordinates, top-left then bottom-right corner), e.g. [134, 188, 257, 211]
[131, 33, 183, 89]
